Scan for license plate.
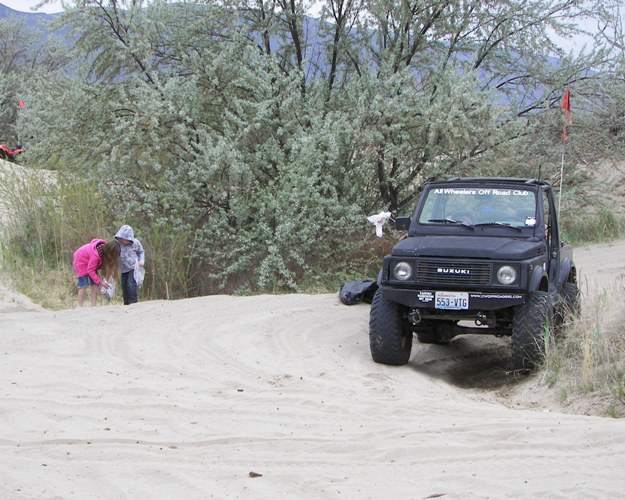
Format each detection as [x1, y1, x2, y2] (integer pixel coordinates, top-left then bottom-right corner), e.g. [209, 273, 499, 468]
[435, 291, 469, 310]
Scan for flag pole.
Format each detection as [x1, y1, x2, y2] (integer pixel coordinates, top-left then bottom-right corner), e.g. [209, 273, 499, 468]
[559, 87, 572, 217]
[559, 140, 565, 217]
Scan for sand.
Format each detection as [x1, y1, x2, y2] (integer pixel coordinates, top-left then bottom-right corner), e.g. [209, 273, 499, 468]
[2, 157, 625, 498]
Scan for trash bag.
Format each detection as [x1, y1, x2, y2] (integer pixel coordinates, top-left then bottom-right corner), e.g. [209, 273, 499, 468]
[339, 279, 378, 305]
[100, 280, 116, 301]
[134, 263, 145, 288]
[367, 211, 392, 237]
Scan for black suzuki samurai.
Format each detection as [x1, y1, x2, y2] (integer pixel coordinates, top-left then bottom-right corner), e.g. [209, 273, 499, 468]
[369, 177, 580, 370]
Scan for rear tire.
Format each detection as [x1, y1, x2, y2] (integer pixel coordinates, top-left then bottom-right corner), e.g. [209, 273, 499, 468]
[563, 281, 581, 318]
[555, 281, 580, 336]
[511, 291, 554, 370]
[369, 289, 412, 365]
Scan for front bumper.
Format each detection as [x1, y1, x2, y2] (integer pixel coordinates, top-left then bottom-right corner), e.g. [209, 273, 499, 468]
[382, 287, 526, 311]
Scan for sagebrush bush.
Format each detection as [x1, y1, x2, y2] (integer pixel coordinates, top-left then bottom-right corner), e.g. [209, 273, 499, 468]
[0, 161, 387, 304]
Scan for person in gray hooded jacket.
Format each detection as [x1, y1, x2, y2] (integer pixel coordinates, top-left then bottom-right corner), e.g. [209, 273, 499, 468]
[114, 224, 145, 305]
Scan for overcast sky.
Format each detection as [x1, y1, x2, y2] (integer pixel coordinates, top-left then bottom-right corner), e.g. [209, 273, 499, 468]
[2, 1, 64, 14]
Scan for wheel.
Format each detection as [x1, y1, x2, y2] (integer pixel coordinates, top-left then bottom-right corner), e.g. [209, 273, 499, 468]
[554, 281, 581, 336]
[416, 320, 455, 344]
[563, 281, 581, 318]
[511, 291, 554, 370]
[369, 289, 412, 365]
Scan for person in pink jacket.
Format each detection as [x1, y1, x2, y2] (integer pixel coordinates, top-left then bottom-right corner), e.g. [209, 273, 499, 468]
[73, 239, 121, 306]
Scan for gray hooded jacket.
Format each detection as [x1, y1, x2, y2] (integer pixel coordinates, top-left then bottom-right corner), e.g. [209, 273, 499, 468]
[115, 225, 145, 273]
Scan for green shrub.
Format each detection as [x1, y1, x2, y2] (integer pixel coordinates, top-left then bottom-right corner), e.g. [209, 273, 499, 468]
[562, 207, 625, 245]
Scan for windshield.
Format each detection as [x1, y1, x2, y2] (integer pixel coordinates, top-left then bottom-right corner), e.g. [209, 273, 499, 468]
[418, 186, 537, 228]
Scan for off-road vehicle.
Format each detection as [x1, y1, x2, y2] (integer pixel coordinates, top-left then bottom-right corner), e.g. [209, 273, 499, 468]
[0, 143, 24, 163]
[369, 177, 579, 370]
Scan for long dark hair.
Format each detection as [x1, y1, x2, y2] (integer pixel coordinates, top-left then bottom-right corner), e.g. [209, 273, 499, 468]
[99, 240, 121, 281]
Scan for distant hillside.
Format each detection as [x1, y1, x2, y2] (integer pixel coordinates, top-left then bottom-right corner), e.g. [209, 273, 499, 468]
[0, 2, 58, 26]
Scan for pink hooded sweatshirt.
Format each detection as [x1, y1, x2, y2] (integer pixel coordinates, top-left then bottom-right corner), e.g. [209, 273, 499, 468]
[73, 238, 106, 286]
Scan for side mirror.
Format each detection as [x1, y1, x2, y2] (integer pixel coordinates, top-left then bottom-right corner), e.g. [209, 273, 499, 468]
[394, 216, 411, 231]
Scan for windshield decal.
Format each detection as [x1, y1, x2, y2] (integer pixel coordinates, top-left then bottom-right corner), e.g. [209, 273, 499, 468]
[421, 187, 537, 227]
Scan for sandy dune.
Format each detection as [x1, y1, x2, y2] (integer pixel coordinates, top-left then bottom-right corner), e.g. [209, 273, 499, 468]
[2, 154, 625, 498]
[1, 239, 625, 498]
[2, 295, 625, 499]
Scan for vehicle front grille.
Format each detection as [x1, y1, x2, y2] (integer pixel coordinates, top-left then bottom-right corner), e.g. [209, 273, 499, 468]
[416, 260, 491, 285]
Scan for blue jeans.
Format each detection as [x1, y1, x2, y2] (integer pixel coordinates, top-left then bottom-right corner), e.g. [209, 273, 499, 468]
[121, 271, 138, 305]
[77, 275, 97, 288]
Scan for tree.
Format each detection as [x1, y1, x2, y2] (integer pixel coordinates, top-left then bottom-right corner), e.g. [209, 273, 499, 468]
[14, 0, 616, 295]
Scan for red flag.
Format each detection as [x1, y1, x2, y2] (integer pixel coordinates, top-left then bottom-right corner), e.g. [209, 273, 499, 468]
[18, 99, 25, 109]
[561, 88, 572, 141]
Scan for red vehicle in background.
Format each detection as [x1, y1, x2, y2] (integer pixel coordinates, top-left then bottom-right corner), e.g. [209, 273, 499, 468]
[0, 143, 24, 162]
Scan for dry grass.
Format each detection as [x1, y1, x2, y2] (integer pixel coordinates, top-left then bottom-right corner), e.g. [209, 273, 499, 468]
[542, 274, 625, 417]
[10, 266, 122, 310]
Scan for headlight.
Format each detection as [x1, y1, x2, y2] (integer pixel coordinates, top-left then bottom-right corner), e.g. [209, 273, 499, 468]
[496, 265, 517, 285]
[393, 261, 413, 281]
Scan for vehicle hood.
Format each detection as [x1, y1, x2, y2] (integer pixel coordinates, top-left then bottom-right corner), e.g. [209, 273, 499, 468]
[391, 235, 544, 260]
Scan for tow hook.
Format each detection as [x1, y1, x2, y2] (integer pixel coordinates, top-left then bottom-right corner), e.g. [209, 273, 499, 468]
[408, 309, 421, 325]
[475, 312, 488, 326]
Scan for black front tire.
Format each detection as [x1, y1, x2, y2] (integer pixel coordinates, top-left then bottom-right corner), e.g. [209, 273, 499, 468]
[369, 289, 412, 365]
[512, 291, 554, 370]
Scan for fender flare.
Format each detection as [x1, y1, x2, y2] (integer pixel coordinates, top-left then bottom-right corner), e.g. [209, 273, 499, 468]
[559, 258, 575, 286]
[529, 265, 548, 292]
